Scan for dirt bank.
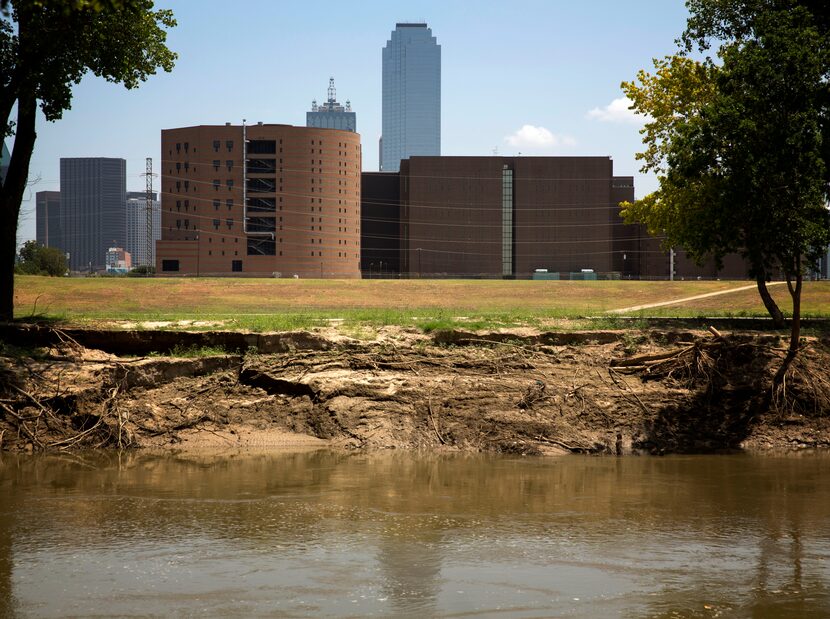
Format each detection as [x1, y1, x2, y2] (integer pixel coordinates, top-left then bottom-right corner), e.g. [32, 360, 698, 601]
[2, 325, 829, 455]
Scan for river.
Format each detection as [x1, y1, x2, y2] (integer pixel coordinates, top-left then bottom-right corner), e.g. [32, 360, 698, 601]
[1, 450, 828, 617]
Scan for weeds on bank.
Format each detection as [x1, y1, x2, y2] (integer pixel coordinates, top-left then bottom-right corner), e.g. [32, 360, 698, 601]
[149, 344, 229, 358]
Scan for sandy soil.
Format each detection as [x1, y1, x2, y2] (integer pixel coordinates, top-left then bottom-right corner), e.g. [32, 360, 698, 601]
[2, 326, 829, 455]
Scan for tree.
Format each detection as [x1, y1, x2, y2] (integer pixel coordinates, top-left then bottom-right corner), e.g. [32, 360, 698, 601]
[622, 56, 789, 327]
[0, 0, 176, 320]
[622, 3, 830, 379]
[16, 239, 66, 275]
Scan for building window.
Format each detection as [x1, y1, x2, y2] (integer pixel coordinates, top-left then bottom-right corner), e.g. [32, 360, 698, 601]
[226, 218, 233, 229]
[213, 140, 220, 152]
[247, 197, 276, 213]
[176, 181, 181, 192]
[184, 162, 189, 171]
[226, 140, 233, 152]
[176, 162, 181, 172]
[213, 159, 220, 170]
[184, 180, 189, 192]
[226, 199, 233, 210]
[247, 238, 275, 255]
[247, 158, 276, 173]
[176, 200, 181, 211]
[184, 199, 189, 210]
[213, 219, 220, 230]
[247, 177, 275, 193]
[232, 260, 242, 272]
[246, 217, 275, 233]
[226, 159, 233, 172]
[227, 179, 234, 189]
[162, 260, 179, 272]
[175, 143, 181, 153]
[213, 199, 220, 210]
[176, 219, 181, 229]
[502, 166, 514, 277]
[213, 179, 220, 190]
[184, 142, 189, 152]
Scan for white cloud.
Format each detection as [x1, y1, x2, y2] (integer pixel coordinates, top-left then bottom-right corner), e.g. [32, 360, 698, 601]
[586, 97, 648, 124]
[504, 125, 577, 151]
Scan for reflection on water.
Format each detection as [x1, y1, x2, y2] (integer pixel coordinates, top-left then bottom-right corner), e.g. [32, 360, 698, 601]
[1, 450, 829, 617]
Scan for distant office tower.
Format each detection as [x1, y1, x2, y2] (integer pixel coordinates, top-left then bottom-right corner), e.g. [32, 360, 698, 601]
[125, 191, 160, 268]
[306, 78, 356, 132]
[60, 157, 126, 272]
[381, 23, 441, 172]
[0, 140, 9, 183]
[35, 191, 63, 249]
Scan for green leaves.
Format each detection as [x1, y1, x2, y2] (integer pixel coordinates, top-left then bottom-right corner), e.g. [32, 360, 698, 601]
[16, 240, 67, 276]
[623, 2, 830, 278]
[3, 0, 177, 123]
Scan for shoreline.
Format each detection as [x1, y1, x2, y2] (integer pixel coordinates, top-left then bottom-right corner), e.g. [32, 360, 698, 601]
[2, 324, 829, 455]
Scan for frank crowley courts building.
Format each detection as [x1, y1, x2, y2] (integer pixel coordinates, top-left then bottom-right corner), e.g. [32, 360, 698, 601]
[156, 123, 362, 278]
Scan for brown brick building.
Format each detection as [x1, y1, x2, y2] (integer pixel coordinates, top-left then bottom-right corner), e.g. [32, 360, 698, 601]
[156, 124, 361, 278]
[361, 156, 752, 280]
[362, 156, 638, 278]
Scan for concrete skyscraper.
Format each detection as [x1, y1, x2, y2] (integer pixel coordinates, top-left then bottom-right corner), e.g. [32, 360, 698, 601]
[35, 191, 63, 249]
[306, 78, 356, 132]
[60, 157, 126, 271]
[381, 23, 441, 172]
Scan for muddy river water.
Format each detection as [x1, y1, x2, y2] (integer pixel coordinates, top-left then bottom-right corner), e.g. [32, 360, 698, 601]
[1, 450, 829, 617]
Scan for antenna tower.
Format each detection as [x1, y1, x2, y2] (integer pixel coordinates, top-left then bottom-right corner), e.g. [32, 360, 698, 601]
[328, 77, 336, 103]
[141, 157, 157, 273]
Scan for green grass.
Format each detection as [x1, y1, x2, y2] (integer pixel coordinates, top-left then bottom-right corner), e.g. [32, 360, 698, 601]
[12, 276, 830, 332]
[149, 344, 231, 358]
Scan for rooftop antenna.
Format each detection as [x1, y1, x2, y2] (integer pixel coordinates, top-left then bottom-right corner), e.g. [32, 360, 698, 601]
[328, 77, 336, 103]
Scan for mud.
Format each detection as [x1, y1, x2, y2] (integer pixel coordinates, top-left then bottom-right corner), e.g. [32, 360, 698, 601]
[1, 326, 829, 455]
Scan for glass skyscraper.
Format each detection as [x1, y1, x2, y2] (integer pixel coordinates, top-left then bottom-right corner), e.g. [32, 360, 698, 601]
[381, 23, 441, 172]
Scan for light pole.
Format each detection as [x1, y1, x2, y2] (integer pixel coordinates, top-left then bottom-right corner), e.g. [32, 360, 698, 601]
[669, 247, 675, 281]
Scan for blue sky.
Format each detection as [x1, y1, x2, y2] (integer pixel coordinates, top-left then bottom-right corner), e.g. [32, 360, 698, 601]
[15, 0, 690, 242]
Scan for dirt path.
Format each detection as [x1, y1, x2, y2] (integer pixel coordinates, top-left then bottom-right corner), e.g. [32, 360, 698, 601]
[608, 281, 787, 314]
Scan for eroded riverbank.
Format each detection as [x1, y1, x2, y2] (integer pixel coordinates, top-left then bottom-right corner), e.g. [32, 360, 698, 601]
[1, 324, 829, 454]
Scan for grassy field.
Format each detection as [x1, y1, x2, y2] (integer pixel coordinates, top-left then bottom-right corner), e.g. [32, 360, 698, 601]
[12, 275, 830, 331]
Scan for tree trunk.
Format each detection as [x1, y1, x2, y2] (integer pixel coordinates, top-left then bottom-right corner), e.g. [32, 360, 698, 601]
[0, 196, 18, 321]
[774, 266, 802, 386]
[756, 271, 786, 328]
[0, 94, 38, 321]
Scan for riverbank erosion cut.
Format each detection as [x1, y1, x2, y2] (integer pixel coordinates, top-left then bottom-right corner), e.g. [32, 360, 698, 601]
[2, 326, 829, 454]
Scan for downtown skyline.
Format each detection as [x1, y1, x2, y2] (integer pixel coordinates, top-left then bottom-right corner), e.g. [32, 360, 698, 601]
[13, 0, 690, 245]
